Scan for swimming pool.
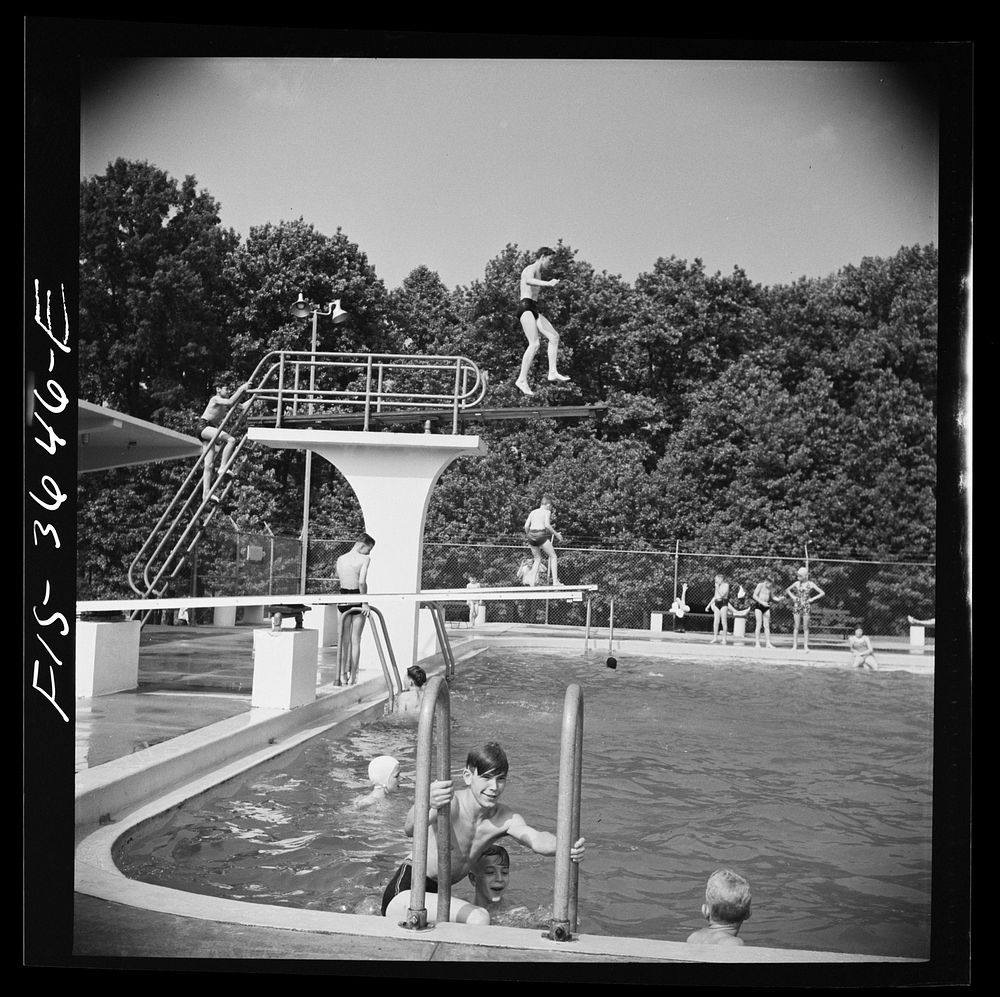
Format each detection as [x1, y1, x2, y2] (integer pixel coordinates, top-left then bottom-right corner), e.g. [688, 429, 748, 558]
[113, 649, 933, 958]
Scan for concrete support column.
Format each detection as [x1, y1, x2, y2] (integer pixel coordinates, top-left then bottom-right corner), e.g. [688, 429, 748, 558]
[212, 605, 237, 627]
[249, 429, 487, 671]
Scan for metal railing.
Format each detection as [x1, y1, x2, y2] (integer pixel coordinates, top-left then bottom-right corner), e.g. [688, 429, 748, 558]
[404, 675, 453, 929]
[548, 683, 584, 942]
[421, 602, 457, 680]
[337, 606, 404, 703]
[249, 349, 488, 434]
[126, 395, 255, 610]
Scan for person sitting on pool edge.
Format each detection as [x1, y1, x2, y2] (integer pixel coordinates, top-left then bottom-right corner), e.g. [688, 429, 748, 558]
[383, 844, 513, 925]
[848, 627, 880, 671]
[395, 665, 427, 715]
[380, 740, 586, 917]
[356, 755, 401, 809]
[686, 868, 752, 947]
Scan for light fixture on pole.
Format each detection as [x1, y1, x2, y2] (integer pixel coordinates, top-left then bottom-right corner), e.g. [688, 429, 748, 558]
[289, 291, 350, 594]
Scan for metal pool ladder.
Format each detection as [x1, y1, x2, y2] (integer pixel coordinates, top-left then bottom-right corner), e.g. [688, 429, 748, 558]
[336, 606, 403, 704]
[547, 682, 584, 941]
[402, 674, 454, 929]
[403, 675, 584, 939]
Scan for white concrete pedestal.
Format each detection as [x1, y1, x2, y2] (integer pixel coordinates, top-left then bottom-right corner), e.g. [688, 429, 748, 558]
[76, 621, 140, 697]
[251, 628, 319, 709]
[733, 616, 747, 640]
[213, 605, 237, 627]
[909, 624, 926, 648]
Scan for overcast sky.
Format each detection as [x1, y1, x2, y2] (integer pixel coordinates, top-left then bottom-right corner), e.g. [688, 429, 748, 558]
[80, 56, 940, 292]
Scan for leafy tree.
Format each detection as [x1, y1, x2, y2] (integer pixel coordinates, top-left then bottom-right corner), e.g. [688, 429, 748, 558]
[79, 159, 239, 419]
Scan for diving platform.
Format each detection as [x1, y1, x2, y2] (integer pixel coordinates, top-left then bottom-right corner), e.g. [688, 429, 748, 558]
[246, 403, 607, 432]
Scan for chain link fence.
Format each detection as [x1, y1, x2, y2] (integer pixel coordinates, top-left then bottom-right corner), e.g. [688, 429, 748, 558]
[184, 530, 934, 638]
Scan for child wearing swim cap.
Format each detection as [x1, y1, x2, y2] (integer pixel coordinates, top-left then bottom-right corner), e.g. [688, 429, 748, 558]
[686, 869, 752, 946]
[356, 755, 401, 809]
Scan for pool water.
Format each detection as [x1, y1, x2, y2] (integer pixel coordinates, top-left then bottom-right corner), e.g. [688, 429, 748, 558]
[114, 650, 933, 958]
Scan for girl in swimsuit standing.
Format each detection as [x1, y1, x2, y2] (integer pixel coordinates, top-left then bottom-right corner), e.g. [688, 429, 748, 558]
[706, 574, 731, 644]
[785, 567, 825, 652]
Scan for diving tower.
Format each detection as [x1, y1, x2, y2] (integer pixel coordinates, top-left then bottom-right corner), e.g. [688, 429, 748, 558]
[105, 347, 601, 695]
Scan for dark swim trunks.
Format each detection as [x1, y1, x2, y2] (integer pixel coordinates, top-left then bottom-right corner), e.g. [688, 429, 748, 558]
[752, 600, 771, 614]
[517, 298, 540, 320]
[338, 587, 360, 614]
[526, 528, 550, 548]
[381, 860, 438, 916]
[713, 598, 729, 609]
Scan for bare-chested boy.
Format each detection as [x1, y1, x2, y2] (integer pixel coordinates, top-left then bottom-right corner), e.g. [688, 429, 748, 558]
[515, 247, 571, 396]
[524, 496, 564, 586]
[380, 741, 585, 917]
[335, 533, 375, 684]
[198, 381, 254, 502]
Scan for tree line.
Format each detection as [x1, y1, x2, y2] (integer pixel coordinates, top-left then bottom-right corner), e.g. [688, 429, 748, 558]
[77, 159, 937, 598]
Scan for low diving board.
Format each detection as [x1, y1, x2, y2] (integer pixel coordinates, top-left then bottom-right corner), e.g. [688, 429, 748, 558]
[246, 404, 607, 432]
[77, 585, 599, 615]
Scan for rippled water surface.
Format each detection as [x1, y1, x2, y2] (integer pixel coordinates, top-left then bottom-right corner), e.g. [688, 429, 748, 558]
[115, 651, 933, 957]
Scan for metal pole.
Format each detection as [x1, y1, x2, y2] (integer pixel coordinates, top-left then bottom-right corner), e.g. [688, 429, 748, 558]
[299, 310, 319, 596]
[609, 597, 615, 650]
[673, 539, 680, 601]
[406, 677, 452, 930]
[549, 683, 583, 942]
[584, 594, 592, 652]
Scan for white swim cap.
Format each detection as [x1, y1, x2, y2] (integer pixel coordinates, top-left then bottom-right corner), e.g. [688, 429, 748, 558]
[797, 566, 808, 578]
[368, 755, 400, 788]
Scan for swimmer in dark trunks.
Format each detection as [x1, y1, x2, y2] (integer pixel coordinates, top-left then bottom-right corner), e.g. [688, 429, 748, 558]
[523, 496, 564, 586]
[751, 576, 781, 648]
[335, 534, 375, 684]
[706, 574, 731, 644]
[514, 247, 571, 396]
[383, 741, 585, 922]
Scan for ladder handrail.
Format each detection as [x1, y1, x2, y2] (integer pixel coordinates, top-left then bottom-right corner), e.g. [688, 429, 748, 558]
[405, 675, 453, 929]
[422, 602, 456, 681]
[337, 606, 403, 702]
[548, 682, 584, 941]
[249, 349, 488, 434]
[127, 394, 254, 598]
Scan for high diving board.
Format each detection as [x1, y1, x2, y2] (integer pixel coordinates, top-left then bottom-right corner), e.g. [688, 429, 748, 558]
[246, 404, 607, 432]
[76, 585, 598, 615]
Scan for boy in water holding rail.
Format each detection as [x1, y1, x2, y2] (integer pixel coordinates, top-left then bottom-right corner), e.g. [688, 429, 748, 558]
[380, 741, 585, 918]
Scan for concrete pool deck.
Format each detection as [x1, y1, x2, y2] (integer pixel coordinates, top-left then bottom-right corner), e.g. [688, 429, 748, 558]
[71, 622, 932, 969]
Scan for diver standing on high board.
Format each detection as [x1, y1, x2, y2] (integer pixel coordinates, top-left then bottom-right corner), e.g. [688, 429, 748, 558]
[515, 247, 571, 396]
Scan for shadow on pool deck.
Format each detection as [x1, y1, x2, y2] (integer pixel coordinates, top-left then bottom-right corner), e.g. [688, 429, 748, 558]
[71, 622, 932, 969]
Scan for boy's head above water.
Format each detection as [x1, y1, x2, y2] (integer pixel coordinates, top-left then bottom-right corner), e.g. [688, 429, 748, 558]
[468, 844, 511, 905]
[703, 868, 752, 925]
[465, 742, 509, 780]
[463, 742, 510, 806]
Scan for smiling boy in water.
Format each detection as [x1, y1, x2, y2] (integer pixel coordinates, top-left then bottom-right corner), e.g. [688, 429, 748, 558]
[383, 843, 514, 926]
[380, 741, 585, 916]
[686, 869, 752, 947]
